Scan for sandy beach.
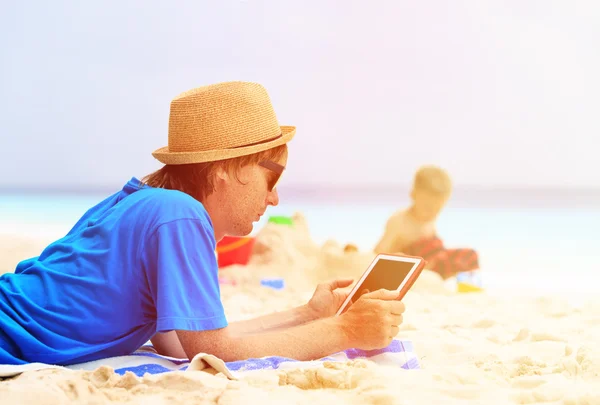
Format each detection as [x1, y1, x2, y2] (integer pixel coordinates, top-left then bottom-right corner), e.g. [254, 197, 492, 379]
[1, 213, 599, 404]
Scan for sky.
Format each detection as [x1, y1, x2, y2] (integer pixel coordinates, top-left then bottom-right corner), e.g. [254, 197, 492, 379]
[1, 1, 598, 191]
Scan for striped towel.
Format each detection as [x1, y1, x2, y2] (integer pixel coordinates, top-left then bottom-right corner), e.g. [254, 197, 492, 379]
[0, 339, 419, 379]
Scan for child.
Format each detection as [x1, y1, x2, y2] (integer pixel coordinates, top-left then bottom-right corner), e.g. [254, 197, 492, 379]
[373, 165, 479, 279]
[374, 165, 452, 255]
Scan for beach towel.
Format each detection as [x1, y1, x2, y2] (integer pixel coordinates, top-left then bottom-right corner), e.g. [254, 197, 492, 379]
[0, 339, 420, 380]
[405, 236, 479, 279]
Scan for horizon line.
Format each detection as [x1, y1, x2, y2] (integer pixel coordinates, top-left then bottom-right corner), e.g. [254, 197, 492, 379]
[1, 183, 599, 195]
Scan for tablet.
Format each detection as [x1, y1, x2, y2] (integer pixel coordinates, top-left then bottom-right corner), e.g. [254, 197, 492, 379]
[335, 253, 427, 316]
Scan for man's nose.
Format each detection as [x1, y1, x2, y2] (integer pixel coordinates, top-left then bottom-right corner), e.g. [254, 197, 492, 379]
[266, 188, 279, 206]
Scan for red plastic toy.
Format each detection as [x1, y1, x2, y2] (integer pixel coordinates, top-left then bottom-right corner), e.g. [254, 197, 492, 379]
[216, 235, 256, 268]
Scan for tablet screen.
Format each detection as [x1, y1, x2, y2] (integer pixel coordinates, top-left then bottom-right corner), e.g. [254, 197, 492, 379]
[339, 258, 418, 315]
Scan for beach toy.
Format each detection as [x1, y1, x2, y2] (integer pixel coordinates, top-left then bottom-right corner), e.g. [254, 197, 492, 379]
[267, 215, 294, 226]
[218, 276, 237, 286]
[343, 243, 359, 253]
[260, 278, 285, 290]
[457, 282, 483, 293]
[216, 236, 256, 268]
[456, 271, 484, 293]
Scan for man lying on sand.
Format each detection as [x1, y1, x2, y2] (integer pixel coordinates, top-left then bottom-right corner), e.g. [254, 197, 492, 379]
[0, 81, 405, 366]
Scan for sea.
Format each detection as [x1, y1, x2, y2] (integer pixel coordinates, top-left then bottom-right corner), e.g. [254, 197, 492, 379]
[1, 186, 599, 299]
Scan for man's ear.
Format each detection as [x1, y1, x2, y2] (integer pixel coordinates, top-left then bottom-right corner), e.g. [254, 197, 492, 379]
[215, 167, 230, 182]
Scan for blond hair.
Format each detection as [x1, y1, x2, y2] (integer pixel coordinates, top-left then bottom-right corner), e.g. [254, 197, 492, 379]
[142, 144, 287, 203]
[413, 165, 452, 196]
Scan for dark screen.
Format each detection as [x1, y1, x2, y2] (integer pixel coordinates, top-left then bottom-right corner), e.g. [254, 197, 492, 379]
[349, 259, 415, 306]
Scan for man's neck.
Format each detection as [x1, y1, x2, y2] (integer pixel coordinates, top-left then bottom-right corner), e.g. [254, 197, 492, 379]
[201, 198, 226, 242]
[208, 214, 226, 242]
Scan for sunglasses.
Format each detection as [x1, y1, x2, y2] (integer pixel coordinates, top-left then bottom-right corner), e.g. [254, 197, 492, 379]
[258, 160, 285, 191]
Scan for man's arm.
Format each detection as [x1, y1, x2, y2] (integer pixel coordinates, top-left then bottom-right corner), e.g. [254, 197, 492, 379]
[151, 331, 187, 358]
[151, 305, 318, 358]
[176, 289, 405, 362]
[226, 304, 318, 336]
[177, 315, 348, 362]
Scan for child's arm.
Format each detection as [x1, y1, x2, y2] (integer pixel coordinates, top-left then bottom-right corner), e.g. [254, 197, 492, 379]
[373, 215, 403, 254]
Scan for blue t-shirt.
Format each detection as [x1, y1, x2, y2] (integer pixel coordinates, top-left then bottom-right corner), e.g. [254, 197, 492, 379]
[0, 177, 227, 365]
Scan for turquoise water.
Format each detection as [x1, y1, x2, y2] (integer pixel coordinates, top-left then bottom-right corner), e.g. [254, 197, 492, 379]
[1, 193, 599, 295]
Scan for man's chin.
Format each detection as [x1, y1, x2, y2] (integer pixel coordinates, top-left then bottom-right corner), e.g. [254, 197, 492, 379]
[228, 226, 254, 238]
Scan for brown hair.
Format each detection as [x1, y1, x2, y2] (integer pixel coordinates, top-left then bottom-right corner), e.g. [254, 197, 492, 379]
[413, 165, 452, 197]
[142, 144, 287, 202]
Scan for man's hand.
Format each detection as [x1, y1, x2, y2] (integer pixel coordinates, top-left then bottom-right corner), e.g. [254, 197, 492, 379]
[338, 289, 406, 350]
[307, 279, 354, 319]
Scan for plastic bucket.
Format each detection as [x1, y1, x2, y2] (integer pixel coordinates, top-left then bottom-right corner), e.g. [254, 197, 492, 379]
[216, 236, 256, 268]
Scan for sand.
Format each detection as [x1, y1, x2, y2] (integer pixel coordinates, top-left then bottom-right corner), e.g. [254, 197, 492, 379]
[1, 212, 599, 404]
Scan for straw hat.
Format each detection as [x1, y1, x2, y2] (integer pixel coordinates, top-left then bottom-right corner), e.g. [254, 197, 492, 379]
[152, 81, 296, 164]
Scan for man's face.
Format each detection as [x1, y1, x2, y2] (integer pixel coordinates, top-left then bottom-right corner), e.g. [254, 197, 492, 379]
[219, 150, 288, 236]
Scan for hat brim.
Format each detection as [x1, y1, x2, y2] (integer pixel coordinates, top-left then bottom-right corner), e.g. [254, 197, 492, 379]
[151, 126, 296, 165]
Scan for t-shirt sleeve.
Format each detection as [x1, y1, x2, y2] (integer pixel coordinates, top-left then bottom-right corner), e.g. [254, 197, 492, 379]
[142, 218, 227, 333]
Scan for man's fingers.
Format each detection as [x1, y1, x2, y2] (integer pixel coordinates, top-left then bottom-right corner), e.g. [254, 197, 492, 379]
[363, 288, 399, 301]
[390, 325, 400, 338]
[390, 314, 404, 326]
[390, 301, 406, 315]
[329, 279, 354, 290]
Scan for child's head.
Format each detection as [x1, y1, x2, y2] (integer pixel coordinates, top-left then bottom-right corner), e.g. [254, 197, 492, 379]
[410, 165, 452, 222]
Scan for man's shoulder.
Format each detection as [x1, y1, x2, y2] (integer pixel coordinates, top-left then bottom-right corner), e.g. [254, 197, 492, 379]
[128, 188, 212, 228]
[137, 186, 196, 204]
